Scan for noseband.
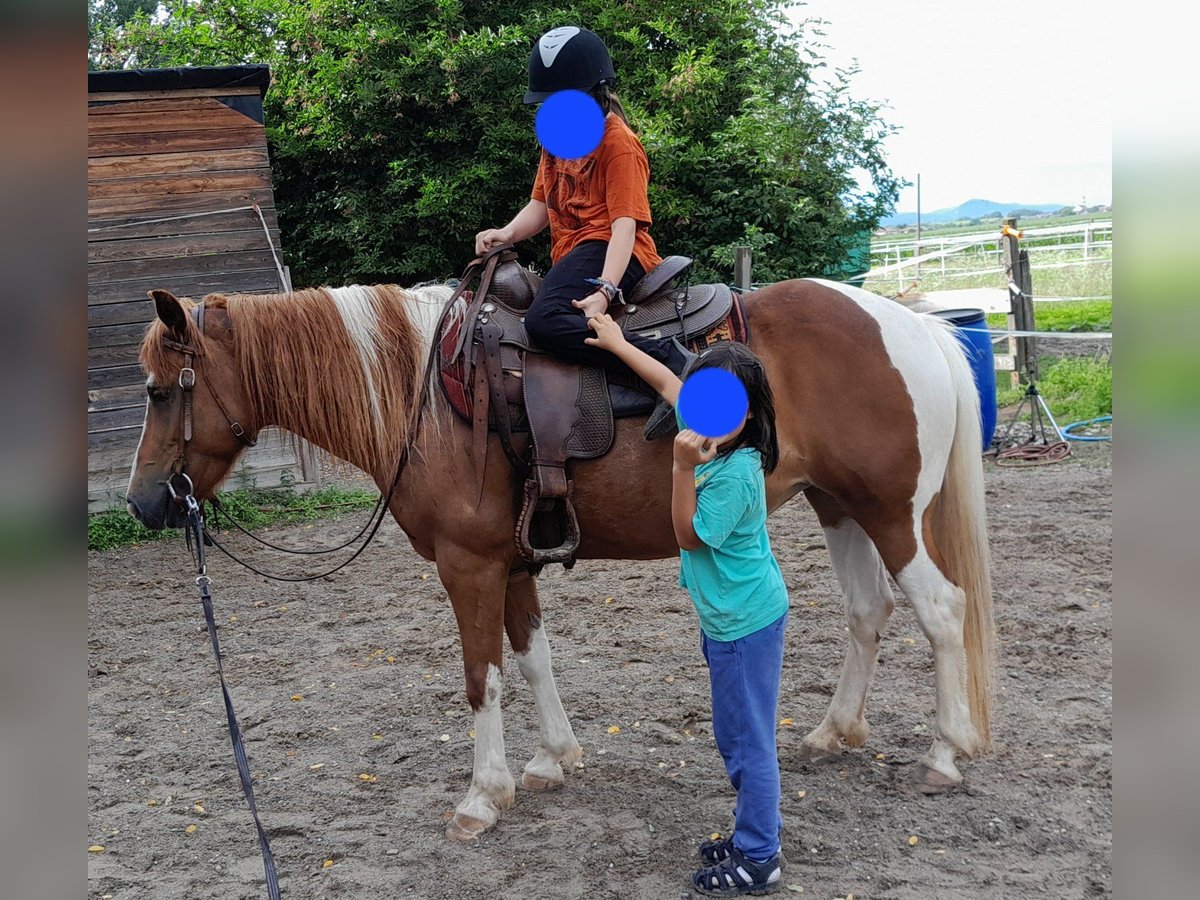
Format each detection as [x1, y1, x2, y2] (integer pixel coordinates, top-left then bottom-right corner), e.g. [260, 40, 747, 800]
[164, 300, 257, 504]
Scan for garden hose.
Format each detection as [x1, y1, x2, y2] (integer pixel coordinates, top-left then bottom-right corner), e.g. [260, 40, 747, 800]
[1062, 415, 1112, 442]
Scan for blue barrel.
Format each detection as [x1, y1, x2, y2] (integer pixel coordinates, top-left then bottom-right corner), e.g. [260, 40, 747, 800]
[931, 308, 998, 451]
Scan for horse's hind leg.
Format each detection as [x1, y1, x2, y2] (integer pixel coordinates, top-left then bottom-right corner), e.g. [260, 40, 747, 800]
[439, 548, 516, 842]
[799, 489, 895, 761]
[891, 540, 982, 790]
[503, 569, 582, 790]
[865, 511, 982, 791]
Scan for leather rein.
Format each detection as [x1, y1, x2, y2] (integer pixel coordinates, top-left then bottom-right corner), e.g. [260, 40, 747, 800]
[160, 295, 431, 582]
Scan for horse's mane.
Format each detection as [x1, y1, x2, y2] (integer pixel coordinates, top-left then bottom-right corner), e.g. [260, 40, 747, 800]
[140, 284, 454, 477]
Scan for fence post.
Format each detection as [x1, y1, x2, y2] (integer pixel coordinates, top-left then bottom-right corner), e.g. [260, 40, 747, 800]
[734, 246, 752, 291]
[1001, 217, 1037, 386]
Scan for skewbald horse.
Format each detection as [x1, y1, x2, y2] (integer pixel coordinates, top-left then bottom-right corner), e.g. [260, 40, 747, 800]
[126, 278, 995, 840]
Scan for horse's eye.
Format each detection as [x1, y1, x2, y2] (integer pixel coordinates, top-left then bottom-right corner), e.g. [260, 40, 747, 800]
[147, 385, 170, 403]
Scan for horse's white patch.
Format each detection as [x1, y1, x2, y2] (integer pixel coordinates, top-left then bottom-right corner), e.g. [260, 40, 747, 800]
[327, 286, 385, 430]
[813, 279, 956, 545]
[125, 378, 152, 510]
[405, 283, 458, 359]
[539, 26, 581, 68]
[403, 283, 464, 439]
[456, 663, 514, 822]
[516, 624, 579, 772]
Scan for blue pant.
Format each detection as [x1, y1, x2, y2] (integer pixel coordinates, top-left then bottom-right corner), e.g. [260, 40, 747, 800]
[701, 612, 787, 860]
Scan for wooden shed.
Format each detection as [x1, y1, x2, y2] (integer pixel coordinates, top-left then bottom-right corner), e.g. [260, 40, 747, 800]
[88, 65, 319, 511]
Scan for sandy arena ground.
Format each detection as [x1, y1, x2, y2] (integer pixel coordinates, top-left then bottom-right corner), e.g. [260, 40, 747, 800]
[88, 444, 1111, 899]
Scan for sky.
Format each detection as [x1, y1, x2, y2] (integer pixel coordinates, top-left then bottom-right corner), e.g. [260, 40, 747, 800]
[787, 0, 1112, 212]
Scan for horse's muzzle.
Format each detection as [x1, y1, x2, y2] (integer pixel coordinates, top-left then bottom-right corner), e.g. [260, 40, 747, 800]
[126, 491, 183, 530]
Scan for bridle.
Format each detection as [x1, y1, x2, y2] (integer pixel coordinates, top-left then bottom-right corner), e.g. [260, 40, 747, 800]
[162, 300, 258, 506]
[156, 291, 436, 582]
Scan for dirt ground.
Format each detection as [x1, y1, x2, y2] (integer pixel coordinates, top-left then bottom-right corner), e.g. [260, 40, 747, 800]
[88, 444, 1111, 900]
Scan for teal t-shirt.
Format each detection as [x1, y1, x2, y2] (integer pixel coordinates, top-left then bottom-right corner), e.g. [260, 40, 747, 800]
[678, 442, 789, 642]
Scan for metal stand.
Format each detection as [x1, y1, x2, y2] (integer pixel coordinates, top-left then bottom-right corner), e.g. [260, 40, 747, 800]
[997, 380, 1064, 448]
[994, 379, 1071, 466]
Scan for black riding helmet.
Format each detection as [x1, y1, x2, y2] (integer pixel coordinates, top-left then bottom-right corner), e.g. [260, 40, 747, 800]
[524, 26, 616, 104]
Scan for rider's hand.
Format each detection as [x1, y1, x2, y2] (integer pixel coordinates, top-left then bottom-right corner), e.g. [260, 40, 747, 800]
[572, 291, 608, 318]
[475, 227, 511, 256]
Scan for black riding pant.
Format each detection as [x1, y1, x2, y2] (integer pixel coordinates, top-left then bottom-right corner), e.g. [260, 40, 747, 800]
[524, 240, 675, 377]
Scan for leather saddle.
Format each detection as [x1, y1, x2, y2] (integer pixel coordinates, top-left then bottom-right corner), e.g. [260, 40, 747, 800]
[434, 245, 748, 569]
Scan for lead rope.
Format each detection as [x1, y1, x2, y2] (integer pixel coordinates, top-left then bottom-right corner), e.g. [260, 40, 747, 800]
[173, 480, 282, 900]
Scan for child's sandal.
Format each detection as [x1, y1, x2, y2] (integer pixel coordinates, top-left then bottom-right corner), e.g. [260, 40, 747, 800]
[698, 834, 734, 864]
[691, 846, 783, 896]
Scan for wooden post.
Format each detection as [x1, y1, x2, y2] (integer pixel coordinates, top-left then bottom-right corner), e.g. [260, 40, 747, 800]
[915, 173, 922, 278]
[1001, 217, 1036, 385]
[734, 246, 752, 291]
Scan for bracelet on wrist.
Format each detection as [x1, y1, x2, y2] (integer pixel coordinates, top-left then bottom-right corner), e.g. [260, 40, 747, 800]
[585, 277, 619, 303]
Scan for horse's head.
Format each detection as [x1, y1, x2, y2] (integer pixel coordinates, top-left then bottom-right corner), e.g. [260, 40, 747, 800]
[125, 290, 258, 529]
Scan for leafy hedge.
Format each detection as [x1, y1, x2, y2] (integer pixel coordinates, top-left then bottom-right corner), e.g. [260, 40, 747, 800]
[91, 0, 900, 286]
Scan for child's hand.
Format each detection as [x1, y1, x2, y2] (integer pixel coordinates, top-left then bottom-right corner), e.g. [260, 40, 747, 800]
[673, 429, 717, 468]
[584, 313, 628, 352]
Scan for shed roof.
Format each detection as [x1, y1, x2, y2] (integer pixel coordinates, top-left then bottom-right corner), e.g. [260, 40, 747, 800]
[88, 64, 270, 98]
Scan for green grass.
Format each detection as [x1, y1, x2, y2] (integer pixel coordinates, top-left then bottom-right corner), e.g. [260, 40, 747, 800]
[997, 356, 1112, 424]
[986, 299, 1112, 333]
[88, 485, 379, 552]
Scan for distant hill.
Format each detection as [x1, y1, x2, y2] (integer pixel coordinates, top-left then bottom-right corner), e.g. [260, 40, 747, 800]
[881, 199, 1066, 228]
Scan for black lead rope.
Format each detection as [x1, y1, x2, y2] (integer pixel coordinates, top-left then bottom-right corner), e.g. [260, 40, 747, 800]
[179, 489, 282, 900]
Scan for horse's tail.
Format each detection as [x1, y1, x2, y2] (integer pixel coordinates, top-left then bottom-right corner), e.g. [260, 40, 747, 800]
[926, 319, 996, 752]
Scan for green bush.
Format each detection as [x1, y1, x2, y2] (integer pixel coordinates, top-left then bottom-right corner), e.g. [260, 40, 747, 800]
[90, 1, 900, 286]
[996, 356, 1112, 425]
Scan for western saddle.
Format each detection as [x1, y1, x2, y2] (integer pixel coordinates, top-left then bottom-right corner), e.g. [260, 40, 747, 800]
[435, 244, 748, 570]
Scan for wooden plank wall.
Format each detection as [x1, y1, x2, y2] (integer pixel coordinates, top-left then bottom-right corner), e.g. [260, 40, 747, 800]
[88, 88, 318, 511]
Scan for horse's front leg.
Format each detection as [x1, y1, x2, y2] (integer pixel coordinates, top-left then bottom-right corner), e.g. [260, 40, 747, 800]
[439, 546, 515, 841]
[504, 568, 582, 790]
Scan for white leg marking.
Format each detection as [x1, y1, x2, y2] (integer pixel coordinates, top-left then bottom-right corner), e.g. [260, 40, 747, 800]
[516, 624, 582, 786]
[456, 664, 514, 826]
[804, 519, 895, 753]
[895, 552, 980, 776]
[327, 286, 385, 429]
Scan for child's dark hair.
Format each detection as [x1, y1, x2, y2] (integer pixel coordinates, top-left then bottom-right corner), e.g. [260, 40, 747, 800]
[684, 342, 779, 474]
[590, 80, 629, 125]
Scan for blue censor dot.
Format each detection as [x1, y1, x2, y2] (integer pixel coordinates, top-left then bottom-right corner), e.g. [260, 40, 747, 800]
[677, 368, 749, 439]
[535, 90, 605, 159]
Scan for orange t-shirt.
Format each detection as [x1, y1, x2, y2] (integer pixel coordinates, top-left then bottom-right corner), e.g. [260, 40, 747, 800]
[531, 114, 663, 274]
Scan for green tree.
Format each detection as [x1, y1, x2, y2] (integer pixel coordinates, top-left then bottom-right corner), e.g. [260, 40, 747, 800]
[88, 0, 161, 66]
[92, 0, 901, 287]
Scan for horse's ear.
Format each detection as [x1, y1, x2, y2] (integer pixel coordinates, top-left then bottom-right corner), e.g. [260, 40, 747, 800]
[149, 290, 187, 337]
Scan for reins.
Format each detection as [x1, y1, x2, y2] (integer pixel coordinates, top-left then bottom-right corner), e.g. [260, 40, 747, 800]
[158, 259, 498, 897]
[167, 293, 437, 582]
[172, 485, 282, 900]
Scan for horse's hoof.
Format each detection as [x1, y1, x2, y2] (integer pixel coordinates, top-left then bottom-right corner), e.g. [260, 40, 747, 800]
[521, 770, 565, 791]
[445, 813, 493, 842]
[797, 743, 842, 765]
[915, 764, 962, 795]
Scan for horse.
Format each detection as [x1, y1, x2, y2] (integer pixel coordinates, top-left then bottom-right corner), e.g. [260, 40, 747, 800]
[125, 277, 995, 841]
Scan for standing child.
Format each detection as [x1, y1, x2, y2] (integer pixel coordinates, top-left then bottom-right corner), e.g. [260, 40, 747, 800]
[586, 314, 789, 896]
